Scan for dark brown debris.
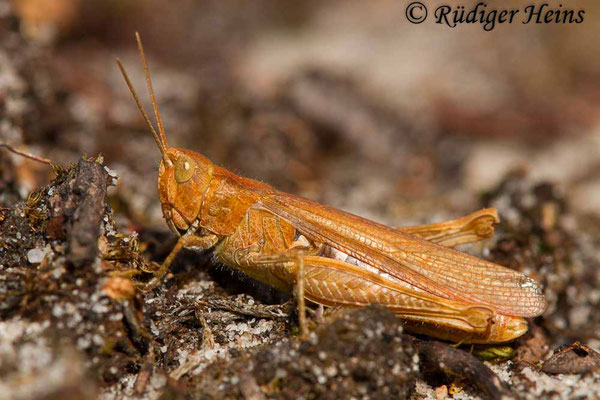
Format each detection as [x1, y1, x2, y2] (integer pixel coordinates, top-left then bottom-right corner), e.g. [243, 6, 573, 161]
[0, 159, 109, 268]
[418, 341, 508, 400]
[51, 159, 109, 268]
[542, 342, 600, 375]
[513, 324, 551, 366]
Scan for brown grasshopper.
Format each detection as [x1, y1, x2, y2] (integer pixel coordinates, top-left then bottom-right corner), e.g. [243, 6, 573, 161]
[116, 33, 547, 343]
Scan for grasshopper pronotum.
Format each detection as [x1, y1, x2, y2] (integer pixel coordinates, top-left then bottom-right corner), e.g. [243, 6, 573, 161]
[116, 33, 547, 343]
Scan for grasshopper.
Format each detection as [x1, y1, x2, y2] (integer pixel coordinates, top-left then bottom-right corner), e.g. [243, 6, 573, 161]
[116, 33, 547, 343]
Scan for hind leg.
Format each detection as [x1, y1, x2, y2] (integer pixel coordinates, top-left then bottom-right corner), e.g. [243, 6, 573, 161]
[396, 208, 499, 247]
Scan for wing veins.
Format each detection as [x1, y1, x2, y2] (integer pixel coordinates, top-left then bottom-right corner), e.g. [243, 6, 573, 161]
[259, 193, 547, 317]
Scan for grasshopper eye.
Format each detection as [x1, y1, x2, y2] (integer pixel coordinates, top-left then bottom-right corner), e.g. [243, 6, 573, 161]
[174, 155, 195, 183]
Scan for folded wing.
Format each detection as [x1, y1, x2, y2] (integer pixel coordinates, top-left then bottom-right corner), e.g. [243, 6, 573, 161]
[258, 193, 547, 317]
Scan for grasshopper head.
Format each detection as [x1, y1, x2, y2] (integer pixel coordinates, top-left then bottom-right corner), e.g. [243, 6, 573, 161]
[116, 33, 213, 235]
[158, 148, 213, 234]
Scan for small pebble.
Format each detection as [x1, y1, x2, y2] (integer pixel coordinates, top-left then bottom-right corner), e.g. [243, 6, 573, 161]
[435, 384, 448, 400]
[27, 246, 51, 264]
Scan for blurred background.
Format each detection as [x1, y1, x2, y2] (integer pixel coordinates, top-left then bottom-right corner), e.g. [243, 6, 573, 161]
[2, 0, 599, 227]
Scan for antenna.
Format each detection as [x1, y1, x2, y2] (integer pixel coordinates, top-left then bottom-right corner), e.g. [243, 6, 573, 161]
[135, 32, 168, 150]
[0, 143, 52, 165]
[115, 57, 172, 167]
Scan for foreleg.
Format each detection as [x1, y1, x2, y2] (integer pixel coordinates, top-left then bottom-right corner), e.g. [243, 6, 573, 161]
[141, 234, 219, 291]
